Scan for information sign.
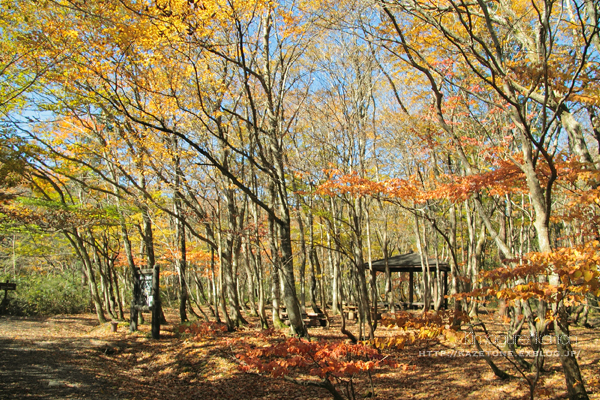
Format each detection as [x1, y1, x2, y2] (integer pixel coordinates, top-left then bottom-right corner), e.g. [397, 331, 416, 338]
[0, 283, 16, 290]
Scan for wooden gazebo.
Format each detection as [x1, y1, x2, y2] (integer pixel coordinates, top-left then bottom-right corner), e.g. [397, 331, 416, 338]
[368, 252, 450, 309]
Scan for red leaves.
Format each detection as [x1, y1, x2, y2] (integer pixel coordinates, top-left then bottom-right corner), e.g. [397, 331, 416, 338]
[177, 321, 228, 340]
[317, 156, 600, 209]
[316, 162, 526, 204]
[317, 170, 414, 199]
[236, 337, 398, 380]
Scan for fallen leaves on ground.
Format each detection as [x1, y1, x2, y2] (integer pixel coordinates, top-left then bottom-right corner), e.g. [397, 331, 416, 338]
[1, 308, 599, 400]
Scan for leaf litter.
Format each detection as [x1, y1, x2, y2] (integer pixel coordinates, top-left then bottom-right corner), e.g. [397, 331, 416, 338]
[0, 308, 599, 399]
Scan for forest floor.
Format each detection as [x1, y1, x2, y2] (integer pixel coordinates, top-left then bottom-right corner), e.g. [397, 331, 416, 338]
[1, 307, 600, 400]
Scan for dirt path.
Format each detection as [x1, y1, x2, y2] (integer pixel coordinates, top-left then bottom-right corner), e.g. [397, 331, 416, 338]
[0, 314, 328, 400]
[1, 312, 599, 400]
[0, 315, 128, 399]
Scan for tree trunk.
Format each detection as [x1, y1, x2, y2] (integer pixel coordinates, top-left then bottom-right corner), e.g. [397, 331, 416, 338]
[174, 152, 188, 323]
[414, 213, 431, 312]
[554, 305, 589, 400]
[140, 202, 160, 339]
[279, 221, 307, 336]
[66, 231, 106, 323]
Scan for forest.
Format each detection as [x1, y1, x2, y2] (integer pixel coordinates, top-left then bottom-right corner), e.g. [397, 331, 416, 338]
[1, 0, 600, 399]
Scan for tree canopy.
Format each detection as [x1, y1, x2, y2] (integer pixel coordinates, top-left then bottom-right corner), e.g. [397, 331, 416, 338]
[1, 0, 599, 398]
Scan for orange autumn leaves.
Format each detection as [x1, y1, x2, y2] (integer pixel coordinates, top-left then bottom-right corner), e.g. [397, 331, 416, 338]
[317, 160, 524, 203]
[458, 241, 600, 304]
[236, 337, 399, 379]
[317, 159, 600, 206]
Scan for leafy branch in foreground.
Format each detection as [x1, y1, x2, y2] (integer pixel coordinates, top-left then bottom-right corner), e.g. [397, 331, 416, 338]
[235, 337, 402, 400]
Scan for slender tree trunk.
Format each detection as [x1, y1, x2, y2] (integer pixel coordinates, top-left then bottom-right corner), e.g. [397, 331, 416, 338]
[140, 201, 160, 339]
[72, 233, 106, 323]
[329, 198, 341, 315]
[250, 201, 269, 328]
[365, 205, 378, 330]
[107, 161, 139, 330]
[328, 231, 340, 315]
[414, 213, 431, 311]
[210, 247, 221, 323]
[173, 152, 188, 323]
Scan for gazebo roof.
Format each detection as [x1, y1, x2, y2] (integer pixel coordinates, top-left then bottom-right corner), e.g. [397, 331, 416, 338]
[367, 252, 450, 273]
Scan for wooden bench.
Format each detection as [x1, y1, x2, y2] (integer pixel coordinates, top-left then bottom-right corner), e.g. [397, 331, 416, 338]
[281, 312, 327, 327]
[341, 306, 382, 321]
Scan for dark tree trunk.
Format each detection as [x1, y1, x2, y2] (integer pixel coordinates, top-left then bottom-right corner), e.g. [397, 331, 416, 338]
[140, 202, 160, 339]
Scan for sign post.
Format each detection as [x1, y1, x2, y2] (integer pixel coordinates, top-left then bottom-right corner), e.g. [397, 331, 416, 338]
[134, 269, 154, 309]
[139, 269, 154, 307]
[0, 283, 16, 291]
[0, 281, 16, 314]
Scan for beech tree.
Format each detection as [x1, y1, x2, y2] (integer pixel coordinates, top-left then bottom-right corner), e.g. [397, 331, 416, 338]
[356, 0, 600, 397]
[2, 2, 600, 398]
[5, 0, 329, 337]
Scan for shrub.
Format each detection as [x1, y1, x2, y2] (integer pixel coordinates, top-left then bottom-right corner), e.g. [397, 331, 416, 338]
[235, 337, 401, 400]
[1, 271, 91, 316]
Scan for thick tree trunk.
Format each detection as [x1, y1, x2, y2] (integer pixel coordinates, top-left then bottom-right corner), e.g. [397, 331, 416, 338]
[586, 106, 600, 167]
[554, 306, 589, 400]
[242, 239, 258, 317]
[279, 221, 307, 337]
[558, 104, 595, 166]
[271, 263, 285, 328]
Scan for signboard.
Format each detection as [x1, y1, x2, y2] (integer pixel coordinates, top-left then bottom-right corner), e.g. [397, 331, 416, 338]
[139, 270, 154, 307]
[0, 283, 16, 291]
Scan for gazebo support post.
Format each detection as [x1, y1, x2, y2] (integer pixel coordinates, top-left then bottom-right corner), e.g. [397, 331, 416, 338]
[443, 271, 448, 309]
[409, 271, 414, 307]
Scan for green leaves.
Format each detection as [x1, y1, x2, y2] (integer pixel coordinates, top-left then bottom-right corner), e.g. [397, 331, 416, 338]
[2, 271, 90, 316]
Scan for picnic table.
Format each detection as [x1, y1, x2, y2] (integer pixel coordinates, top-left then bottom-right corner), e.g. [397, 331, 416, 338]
[304, 312, 327, 327]
[280, 307, 328, 327]
[343, 305, 358, 320]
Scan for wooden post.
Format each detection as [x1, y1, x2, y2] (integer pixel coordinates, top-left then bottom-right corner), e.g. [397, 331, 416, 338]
[409, 271, 414, 305]
[151, 263, 160, 339]
[444, 271, 448, 309]
[0, 281, 16, 315]
[131, 268, 141, 332]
